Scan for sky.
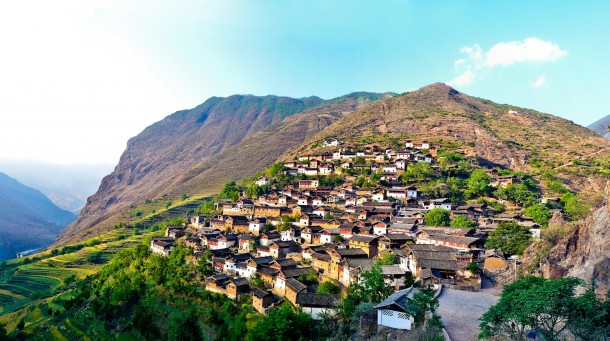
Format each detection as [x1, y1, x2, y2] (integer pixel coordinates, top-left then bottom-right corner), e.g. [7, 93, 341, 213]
[1, 1, 609, 164]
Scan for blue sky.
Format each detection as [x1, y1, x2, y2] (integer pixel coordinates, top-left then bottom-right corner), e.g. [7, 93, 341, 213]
[0, 1, 609, 163]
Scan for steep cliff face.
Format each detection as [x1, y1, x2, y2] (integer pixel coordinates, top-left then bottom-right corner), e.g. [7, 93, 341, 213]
[540, 181, 610, 296]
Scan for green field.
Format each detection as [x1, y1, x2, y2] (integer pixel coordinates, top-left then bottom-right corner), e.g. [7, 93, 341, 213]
[0, 227, 160, 337]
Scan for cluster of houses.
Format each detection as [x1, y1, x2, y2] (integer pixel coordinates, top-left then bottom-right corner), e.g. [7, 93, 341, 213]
[279, 142, 436, 182]
[149, 141, 537, 330]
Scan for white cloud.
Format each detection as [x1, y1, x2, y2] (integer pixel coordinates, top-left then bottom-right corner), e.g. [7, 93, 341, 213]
[485, 38, 567, 67]
[530, 75, 546, 89]
[449, 38, 566, 86]
[448, 70, 474, 86]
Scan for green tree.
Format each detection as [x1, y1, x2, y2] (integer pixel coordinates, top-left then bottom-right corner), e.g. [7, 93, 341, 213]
[246, 184, 263, 198]
[378, 252, 396, 265]
[406, 289, 439, 323]
[465, 169, 491, 198]
[181, 193, 188, 201]
[249, 273, 266, 289]
[450, 216, 477, 229]
[317, 281, 341, 294]
[265, 162, 285, 177]
[197, 248, 213, 278]
[424, 208, 450, 226]
[495, 183, 537, 208]
[524, 204, 552, 227]
[218, 181, 240, 201]
[402, 162, 433, 180]
[561, 192, 589, 221]
[485, 221, 532, 256]
[480, 276, 608, 341]
[353, 261, 393, 304]
[248, 303, 314, 341]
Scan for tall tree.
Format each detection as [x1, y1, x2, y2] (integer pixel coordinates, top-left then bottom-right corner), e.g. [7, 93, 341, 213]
[479, 276, 608, 341]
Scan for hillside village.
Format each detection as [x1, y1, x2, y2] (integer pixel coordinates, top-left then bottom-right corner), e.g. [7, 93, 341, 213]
[149, 139, 553, 331]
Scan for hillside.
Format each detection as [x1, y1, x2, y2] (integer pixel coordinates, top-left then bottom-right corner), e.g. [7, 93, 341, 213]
[0, 160, 113, 214]
[0, 172, 75, 260]
[286, 83, 610, 195]
[588, 114, 610, 139]
[57, 92, 392, 245]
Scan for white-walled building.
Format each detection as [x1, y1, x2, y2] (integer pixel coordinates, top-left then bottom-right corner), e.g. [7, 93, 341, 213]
[374, 287, 419, 330]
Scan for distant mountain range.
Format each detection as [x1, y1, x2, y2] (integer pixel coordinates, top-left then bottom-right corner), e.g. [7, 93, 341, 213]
[57, 84, 610, 245]
[588, 115, 610, 139]
[0, 160, 113, 214]
[0, 172, 75, 260]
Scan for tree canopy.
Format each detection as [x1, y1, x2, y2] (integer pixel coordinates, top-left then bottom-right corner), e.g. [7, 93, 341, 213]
[524, 204, 552, 227]
[485, 221, 532, 256]
[479, 276, 609, 341]
[450, 215, 477, 229]
[424, 208, 450, 226]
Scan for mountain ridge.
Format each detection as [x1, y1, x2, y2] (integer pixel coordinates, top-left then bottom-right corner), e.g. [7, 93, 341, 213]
[56, 92, 392, 245]
[0, 172, 75, 260]
[588, 114, 610, 139]
[58, 83, 610, 246]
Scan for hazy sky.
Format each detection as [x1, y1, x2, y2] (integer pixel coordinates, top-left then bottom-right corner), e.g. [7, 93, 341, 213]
[1, 1, 609, 164]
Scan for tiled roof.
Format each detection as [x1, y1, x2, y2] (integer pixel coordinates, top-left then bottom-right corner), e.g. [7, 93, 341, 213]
[296, 293, 340, 308]
[374, 287, 419, 312]
[285, 278, 307, 292]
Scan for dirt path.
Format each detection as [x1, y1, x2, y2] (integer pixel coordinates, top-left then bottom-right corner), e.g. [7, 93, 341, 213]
[436, 287, 499, 341]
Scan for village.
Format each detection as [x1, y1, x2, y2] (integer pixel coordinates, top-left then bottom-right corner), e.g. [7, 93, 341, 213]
[149, 139, 542, 332]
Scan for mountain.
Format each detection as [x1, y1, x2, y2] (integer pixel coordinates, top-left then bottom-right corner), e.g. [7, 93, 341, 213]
[0, 172, 75, 260]
[286, 83, 610, 194]
[0, 160, 113, 214]
[588, 115, 610, 139]
[56, 92, 392, 245]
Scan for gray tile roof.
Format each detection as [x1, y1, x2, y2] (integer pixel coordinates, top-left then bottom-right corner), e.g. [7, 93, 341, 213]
[374, 287, 420, 312]
[296, 293, 340, 308]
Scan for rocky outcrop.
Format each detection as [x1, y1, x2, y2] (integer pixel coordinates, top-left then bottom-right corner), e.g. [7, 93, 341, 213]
[539, 181, 610, 296]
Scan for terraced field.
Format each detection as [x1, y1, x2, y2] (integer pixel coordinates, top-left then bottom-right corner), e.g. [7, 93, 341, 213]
[0, 227, 160, 337]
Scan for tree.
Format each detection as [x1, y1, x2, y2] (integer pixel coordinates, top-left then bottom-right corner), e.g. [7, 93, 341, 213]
[402, 162, 433, 180]
[465, 169, 491, 198]
[424, 208, 450, 226]
[495, 183, 537, 208]
[249, 273, 266, 289]
[353, 261, 393, 304]
[467, 261, 479, 274]
[218, 181, 240, 201]
[561, 192, 589, 221]
[181, 193, 188, 201]
[248, 303, 314, 341]
[479, 276, 608, 341]
[450, 216, 477, 229]
[485, 221, 532, 256]
[524, 204, 552, 227]
[197, 248, 213, 278]
[406, 289, 439, 323]
[378, 252, 396, 265]
[317, 281, 341, 294]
